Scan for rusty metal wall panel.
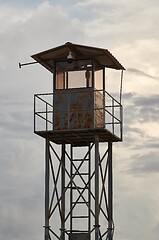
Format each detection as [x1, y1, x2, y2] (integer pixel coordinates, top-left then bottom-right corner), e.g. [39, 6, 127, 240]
[94, 91, 104, 128]
[54, 91, 68, 130]
[54, 89, 94, 130]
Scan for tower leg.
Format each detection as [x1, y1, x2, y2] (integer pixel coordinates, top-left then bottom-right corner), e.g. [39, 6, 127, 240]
[107, 142, 113, 240]
[44, 139, 50, 240]
[61, 144, 65, 240]
[43, 140, 114, 240]
[95, 135, 100, 240]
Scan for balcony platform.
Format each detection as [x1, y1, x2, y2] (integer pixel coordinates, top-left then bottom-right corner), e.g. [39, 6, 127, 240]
[35, 128, 121, 145]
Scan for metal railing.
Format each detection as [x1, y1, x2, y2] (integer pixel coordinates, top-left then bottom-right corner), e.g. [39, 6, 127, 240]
[34, 90, 123, 140]
[104, 91, 123, 140]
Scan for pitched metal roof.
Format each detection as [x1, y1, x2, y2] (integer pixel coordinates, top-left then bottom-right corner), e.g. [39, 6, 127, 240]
[31, 42, 125, 72]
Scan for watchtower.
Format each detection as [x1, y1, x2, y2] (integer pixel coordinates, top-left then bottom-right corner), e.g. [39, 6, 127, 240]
[32, 42, 125, 240]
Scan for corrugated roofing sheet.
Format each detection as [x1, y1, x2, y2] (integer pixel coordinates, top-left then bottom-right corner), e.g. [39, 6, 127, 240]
[31, 42, 125, 72]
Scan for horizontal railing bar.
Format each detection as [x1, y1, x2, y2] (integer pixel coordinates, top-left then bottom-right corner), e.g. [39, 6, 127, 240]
[105, 105, 121, 108]
[72, 159, 89, 161]
[35, 95, 53, 108]
[35, 111, 53, 114]
[106, 122, 121, 125]
[65, 186, 89, 189]
[34, 89, 123, 139]
[36, 108, 120, 115]
[34, 92, 53, 96]
[72, 173, 89, 175]
[35, 90, 121, 106]
[66, 230, 90, 233]
[35, 113, 53, 125]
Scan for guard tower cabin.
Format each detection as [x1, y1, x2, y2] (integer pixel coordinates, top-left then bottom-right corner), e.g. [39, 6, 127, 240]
[33, 42, 125, 144]
[32, 42, 125, 240]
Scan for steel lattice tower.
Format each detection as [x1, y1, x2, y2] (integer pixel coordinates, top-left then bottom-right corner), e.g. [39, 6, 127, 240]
[30, 42, 124, 240]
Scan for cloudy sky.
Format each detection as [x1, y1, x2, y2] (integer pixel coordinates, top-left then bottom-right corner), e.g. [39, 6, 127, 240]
[0, 0, 159, 240]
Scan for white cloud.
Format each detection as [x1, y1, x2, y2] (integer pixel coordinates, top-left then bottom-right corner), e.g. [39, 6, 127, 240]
[0, 1, 86, 70]
[0, 1, 159, 240]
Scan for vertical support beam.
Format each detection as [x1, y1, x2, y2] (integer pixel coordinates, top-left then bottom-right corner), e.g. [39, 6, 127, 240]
[88, 144, 91, 233]
[44, 139, 50, 240]
[108, 142, 113, 240]
[34, 95, 36, 132]
[92, 58, 95, 89]
[120, 105, 123, 141]
[103, 67, 106, 129]
[70, 144, 73, 232]
[61, 144, 65, 240]
[95, 135, 100, 240]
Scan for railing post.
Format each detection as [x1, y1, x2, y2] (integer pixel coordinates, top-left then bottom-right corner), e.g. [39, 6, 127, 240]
[112, 99, 114, 134]
[103, 90, 105, 128]
[34, 94, 36, 132]
[52, 99, 54, 131]
[120, 105, 123, 141]
[46, 102, 48, 131]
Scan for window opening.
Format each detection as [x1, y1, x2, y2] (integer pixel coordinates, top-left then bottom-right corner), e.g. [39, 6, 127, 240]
[55, 59, 93, 89]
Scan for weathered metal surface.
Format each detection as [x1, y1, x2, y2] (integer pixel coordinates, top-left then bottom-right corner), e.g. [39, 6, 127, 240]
[54, 89, 104, 130]
[94, 90, 104, 128]
[54, 88, 94, 130]
[34, 90, 122, 141]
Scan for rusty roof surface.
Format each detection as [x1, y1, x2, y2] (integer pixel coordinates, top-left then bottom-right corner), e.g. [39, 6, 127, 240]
[31, 42, 125, 72]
